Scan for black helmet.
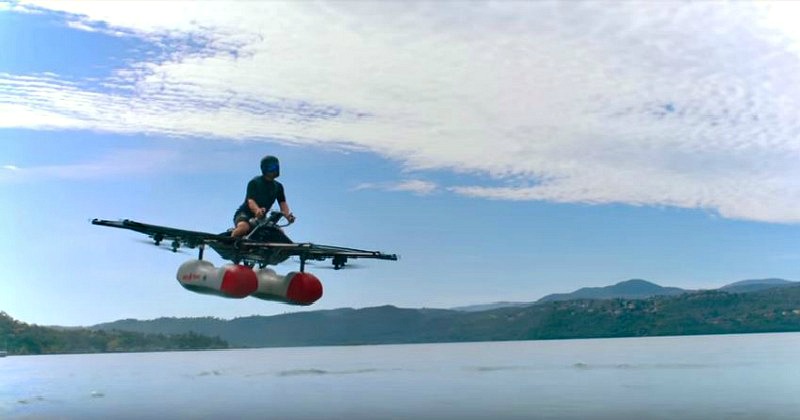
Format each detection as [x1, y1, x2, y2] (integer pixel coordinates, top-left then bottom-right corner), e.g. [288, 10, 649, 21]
[260, 155, 280, 177]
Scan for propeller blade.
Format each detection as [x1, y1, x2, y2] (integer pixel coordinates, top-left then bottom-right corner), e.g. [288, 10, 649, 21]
[133, 238, 191, 255]
[320, 263, 367, 270]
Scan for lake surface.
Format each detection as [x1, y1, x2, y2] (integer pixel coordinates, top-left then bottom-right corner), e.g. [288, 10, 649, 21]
[2, 333, 799, 419]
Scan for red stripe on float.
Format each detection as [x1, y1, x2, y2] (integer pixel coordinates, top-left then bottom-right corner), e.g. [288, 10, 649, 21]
[286, 272, 323, 305]
[220, 265, 258, 298]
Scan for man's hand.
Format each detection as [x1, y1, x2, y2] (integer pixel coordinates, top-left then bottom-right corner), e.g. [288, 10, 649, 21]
[254, 207, 267, 218]
[285, 213, 296, 223]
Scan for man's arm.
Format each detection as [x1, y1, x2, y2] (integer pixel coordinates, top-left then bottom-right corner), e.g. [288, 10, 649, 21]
[248, 199, 266, 218]
[279, 201, 295, 223]
[276, 182, 294, 222]
[244, 179, 268, 218]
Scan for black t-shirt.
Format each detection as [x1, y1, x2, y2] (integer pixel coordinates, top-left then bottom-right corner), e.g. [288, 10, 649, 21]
[236, 176, 286, 216]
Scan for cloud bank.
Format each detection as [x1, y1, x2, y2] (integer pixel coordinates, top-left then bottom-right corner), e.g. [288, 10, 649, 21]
[4, 1, 800, 222]
[355, 180, 438, 196]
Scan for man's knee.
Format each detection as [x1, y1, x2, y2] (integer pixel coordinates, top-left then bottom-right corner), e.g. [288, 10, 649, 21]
[232, 221, 251, 237]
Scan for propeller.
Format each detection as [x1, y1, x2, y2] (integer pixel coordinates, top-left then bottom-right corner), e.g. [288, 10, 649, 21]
[133, 238, 191, 255]
[290, 257, 366, 270]
[318, 263, 367, 270]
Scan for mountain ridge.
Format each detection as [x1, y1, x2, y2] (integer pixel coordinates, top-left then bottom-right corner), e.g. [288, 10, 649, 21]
[90, 281, 800, 348]
[537, 278, 687, 303]
[454, 278, 797, 310]
[7, 278, 798, 353]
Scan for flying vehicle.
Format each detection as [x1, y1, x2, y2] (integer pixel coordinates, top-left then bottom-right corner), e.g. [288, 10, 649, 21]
[91, 211, 398, 306]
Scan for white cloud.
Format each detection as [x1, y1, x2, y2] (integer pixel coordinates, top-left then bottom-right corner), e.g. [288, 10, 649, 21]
[356, 180, 438, 196]
[65, 20, 98, 33]
[5, 1, 800, 222]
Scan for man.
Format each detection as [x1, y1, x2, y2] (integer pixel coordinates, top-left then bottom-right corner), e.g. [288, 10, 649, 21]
[231, 155, 296, 238]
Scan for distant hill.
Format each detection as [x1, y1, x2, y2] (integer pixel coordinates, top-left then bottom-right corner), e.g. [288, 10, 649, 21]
[15, 277, 799, 352]
[720, 278, 798, 294]
[93, 285, 800, 347]
[95, 307, 458, 347]
[451, 302, 533, 312]
[460, 278, 797, 310]
[0, 311, 228, 355]
[537, 279, 687, 303]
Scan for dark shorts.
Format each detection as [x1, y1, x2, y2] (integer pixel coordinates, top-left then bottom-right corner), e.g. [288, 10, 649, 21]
[233, 212, 252, 225]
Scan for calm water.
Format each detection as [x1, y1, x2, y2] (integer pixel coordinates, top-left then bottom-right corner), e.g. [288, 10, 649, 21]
[2, 333, 799, 419]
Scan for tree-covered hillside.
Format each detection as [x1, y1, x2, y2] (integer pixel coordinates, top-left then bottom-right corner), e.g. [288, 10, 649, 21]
[0, 312, 228, 355]
[95, 285, 800, 347]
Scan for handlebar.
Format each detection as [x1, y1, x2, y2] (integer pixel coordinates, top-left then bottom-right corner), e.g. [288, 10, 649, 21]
[249, 211, 293, 229]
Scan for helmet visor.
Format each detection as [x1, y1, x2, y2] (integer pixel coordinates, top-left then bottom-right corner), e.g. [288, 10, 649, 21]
[263, 162, 279, 174]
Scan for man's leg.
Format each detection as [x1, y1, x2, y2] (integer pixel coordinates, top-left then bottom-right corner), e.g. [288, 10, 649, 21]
[231, 221, 251, 237]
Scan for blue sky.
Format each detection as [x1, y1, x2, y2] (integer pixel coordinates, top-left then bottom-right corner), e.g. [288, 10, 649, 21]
[2, 1, 800, 326]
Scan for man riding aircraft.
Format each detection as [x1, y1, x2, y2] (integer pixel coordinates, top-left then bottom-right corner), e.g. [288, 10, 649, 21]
[92, 155, 397, 306]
